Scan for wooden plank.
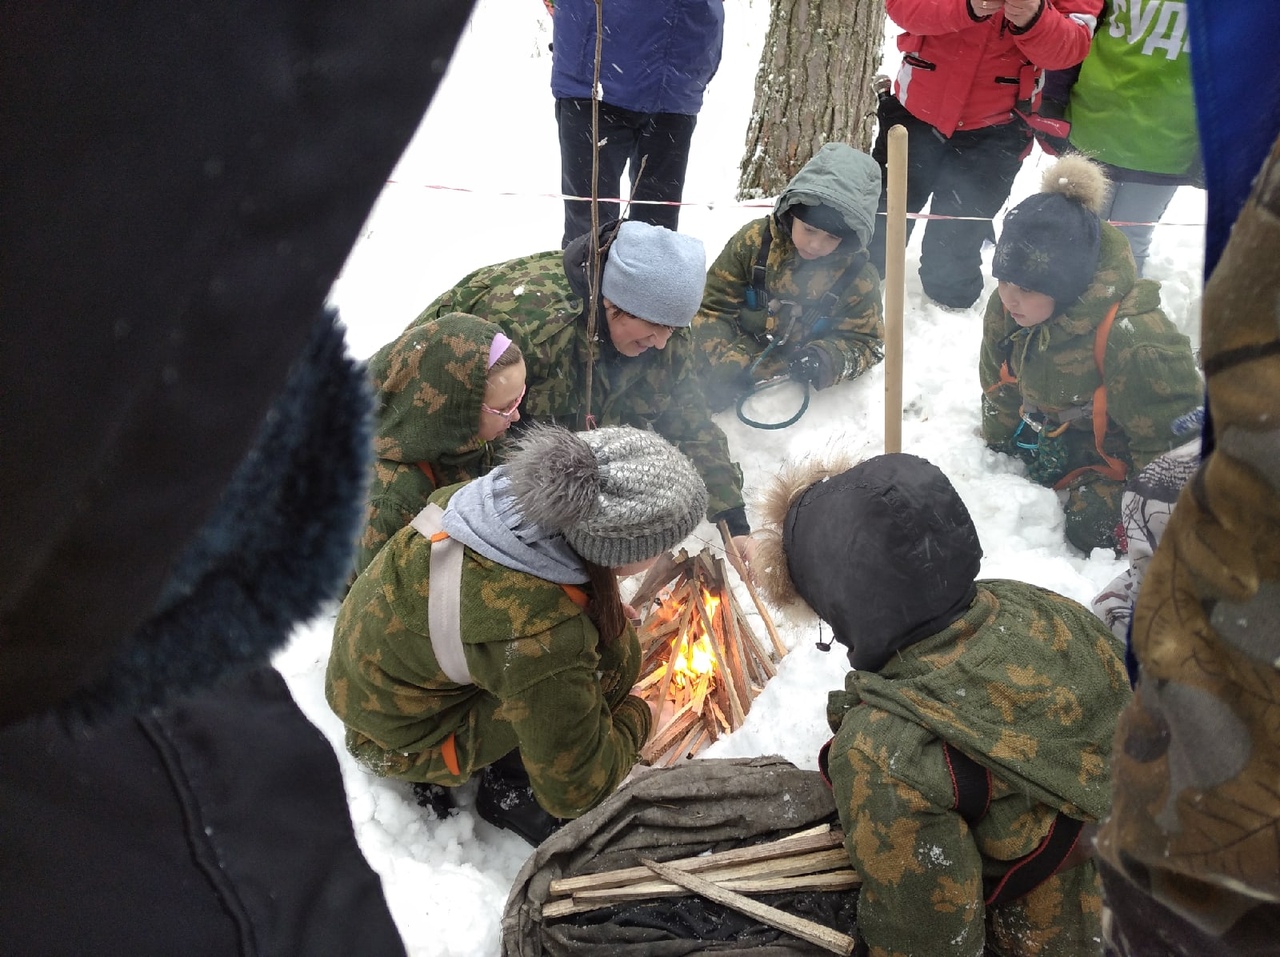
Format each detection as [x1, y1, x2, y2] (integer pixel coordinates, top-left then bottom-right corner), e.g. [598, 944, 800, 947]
[542, 869, 860, 920]
[570, 848, 851, 903]
[547, 827, 842, 896]
[639, 858, 855, 956]
[718, 521, 788, 659]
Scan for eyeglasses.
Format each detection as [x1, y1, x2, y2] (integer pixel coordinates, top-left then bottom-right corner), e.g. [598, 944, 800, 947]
[480, 384, 526, 420]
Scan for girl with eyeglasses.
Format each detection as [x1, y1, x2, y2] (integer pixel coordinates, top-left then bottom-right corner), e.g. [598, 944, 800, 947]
[351, 312, 526, 582]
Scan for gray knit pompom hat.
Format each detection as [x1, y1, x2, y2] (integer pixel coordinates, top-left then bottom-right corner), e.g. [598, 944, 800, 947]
[504, 424, 707, 567]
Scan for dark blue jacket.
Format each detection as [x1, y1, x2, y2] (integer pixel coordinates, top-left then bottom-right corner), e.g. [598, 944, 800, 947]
[550, 0, 724, 115]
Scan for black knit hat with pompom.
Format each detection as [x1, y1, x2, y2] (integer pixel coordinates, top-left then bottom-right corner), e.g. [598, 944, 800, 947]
[993, 155, 1110, 310]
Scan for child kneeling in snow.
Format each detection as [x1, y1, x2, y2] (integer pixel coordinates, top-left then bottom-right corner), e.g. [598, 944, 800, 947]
[326, 425, 706, 846]
[754, 452, 1132, 956]
[979, 155, 1202, 553]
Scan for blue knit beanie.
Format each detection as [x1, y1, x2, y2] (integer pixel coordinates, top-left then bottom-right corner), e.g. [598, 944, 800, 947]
[601, 221, 706, 328]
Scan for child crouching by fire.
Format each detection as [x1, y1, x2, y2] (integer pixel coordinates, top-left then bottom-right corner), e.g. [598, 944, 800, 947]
[754, 451, 1132, 956]
[327, 424, 706, 847]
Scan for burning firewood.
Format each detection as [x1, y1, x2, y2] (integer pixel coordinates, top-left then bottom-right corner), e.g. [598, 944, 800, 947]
[630, 545, 783, 765]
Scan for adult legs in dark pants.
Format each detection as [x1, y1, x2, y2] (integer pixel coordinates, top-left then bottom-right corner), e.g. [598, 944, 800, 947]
[869, 96, 1031, 308]
[556, 97, 697, 247]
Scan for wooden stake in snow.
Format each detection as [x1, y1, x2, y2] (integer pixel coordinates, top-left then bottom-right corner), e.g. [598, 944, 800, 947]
[884, 124, 907, 456]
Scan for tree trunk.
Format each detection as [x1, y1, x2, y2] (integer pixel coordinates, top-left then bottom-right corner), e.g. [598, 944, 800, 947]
[738, 0, 887, 200]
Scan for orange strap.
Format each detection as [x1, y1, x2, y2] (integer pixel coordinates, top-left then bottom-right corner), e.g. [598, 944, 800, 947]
[440, 733, 461, 777]
[985, 358, 1020, 394]
[1053, 303, 1128, 489]
[560, 584, 590, 608]
[417, 461, 437, 487]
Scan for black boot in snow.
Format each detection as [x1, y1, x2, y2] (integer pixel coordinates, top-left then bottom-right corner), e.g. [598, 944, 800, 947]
[473, 754, 567, 847]
[411, 781, 457, 820]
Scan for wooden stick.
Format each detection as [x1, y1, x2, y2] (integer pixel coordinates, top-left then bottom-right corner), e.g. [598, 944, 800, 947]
[719, 560, 778, 681]
[547, 827, 842, 896]
[638, 703, 698, 764]
[695, 596, 744, 726]
[718, 521, 787, 658]
[542, 870, 859, 920]
[883, 123, 907, 455]
[571, 848, 851, 904]
[629, 550, 688, 610]
[640, 858, 855, 956]
[662, 719, 705, 767]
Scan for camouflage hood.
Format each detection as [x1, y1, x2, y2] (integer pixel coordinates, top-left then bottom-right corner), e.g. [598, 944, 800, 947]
[775, 143, 881, 250]
[367, 312, 503, 466]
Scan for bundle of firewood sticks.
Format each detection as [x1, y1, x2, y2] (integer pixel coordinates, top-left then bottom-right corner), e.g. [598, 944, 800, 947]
[628, 527, 786, 765]
[541, 823, 860, 955]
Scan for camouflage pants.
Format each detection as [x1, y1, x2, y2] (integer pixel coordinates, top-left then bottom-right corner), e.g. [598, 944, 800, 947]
[987, 863, 1105, 957]
[346, 629, 642, 787]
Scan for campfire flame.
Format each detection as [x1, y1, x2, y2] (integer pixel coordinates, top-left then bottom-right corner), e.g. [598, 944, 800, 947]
[669, 588, 720, 689]
[631, 548, 782, 766]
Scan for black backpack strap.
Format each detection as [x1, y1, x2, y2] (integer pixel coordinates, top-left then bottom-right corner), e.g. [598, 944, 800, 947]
[984, 812, 1088, 907]
[745, 224, 773, 310]
[801, 248, 870, 343]
[943, 743, 991, 826]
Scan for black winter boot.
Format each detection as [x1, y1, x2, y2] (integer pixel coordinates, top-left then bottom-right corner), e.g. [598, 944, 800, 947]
[473, 753, 567, 847]
[410, 781, 457, 820]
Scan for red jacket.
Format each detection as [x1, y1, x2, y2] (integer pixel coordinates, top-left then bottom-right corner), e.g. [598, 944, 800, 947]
[887, 0, 1101, 137]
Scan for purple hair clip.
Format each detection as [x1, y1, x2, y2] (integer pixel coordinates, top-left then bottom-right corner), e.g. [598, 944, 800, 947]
[487, 332, 513, 369]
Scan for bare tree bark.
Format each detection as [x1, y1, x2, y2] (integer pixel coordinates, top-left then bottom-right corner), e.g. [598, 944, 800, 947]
[738, 0, 886, 199]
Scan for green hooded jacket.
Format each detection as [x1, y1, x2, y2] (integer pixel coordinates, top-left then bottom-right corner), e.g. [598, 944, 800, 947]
[353, 314, 504, 581]
[827, 580, 1132, 956]
[326, 483, 650, 820]
[411, 240, 745, 522]
[693, 143, 884, 407]
[979, 223, 1202, 477]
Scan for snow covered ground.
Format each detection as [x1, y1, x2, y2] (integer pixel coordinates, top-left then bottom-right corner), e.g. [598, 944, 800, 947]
[272, 1, 1207, 953]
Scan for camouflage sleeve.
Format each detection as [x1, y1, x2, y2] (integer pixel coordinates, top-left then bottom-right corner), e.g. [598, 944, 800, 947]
[839, 742, 986, 957]
[352, 491, 416, 582]
[476, 614, 651, 819]
[693, 222, 765, 397]
[1102, 314, 1204, 471]
[597, 624, 643, 709]
[978, 293, 1022, 450]
[407, 263, 491, 327]
[651, 335, 746, 521]
[806, 260, 885, 388]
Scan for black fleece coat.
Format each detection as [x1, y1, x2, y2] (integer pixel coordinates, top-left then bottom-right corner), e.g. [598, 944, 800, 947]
[0, 3, 476, 954]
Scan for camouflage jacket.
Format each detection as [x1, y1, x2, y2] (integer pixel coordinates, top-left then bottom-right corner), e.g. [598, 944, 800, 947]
[412, 244, 745, 521]
[326, 484, 651, 819]
[979, 224, 1203, 479]
[353, 315, 499, 580]
[693, 213, 884, 406]
[826, 580, 1131, 957]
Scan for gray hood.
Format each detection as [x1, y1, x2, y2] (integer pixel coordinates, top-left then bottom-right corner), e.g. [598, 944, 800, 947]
[775, 143, 881, 250]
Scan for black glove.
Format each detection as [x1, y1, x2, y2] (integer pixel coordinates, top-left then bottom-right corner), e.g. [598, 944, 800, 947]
[789, 347, 834, 390]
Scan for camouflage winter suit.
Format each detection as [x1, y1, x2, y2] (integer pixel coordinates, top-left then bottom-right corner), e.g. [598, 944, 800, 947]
[693, 146, 884, 410]
[353, 314, 499, 580]
[326, 484, 650, 819]
[980, 223, 1203, 551]
[411, 237, 745, 523]
[827, 580, 1132, 957]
